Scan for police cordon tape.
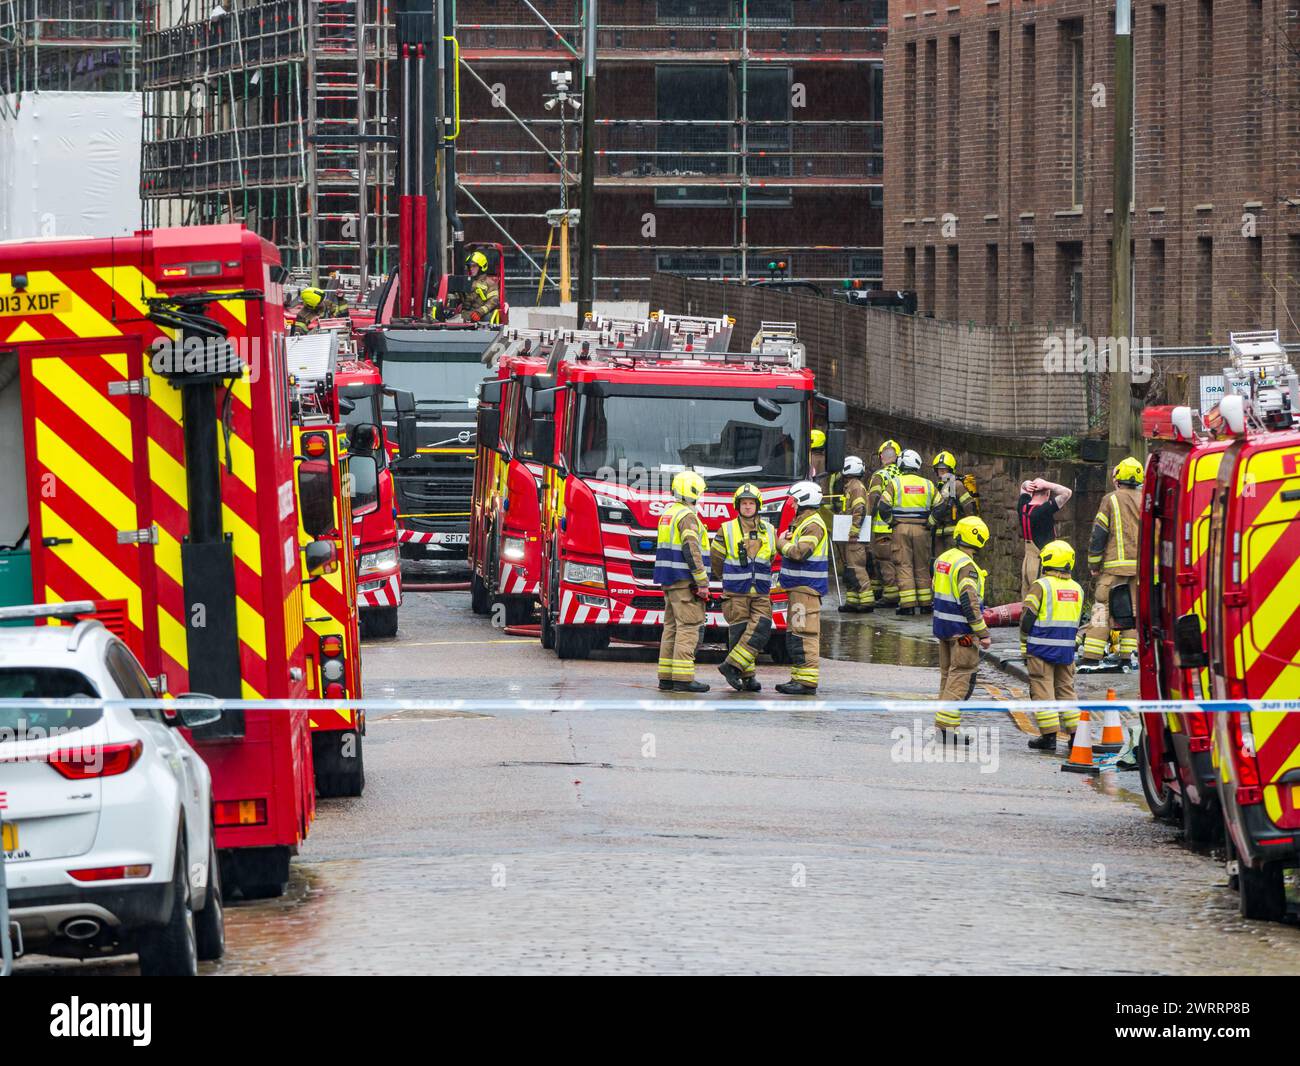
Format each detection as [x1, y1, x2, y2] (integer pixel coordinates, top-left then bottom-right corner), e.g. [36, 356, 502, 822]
[0, 698, 1295, 715]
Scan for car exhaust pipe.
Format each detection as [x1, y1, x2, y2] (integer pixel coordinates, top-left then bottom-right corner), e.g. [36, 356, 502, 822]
[62, 918, 102, 941]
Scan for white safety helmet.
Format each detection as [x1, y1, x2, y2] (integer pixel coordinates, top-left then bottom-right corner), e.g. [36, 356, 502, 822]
[899, 449, 923, 472]
[842, 455, 865, 477]
[788, 480, 824, 509]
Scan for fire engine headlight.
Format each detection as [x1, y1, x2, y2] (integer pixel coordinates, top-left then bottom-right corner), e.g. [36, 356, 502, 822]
[502, 536, 526, 561]
[322, 658, 345, 683]
[563, 562, 605, 586]
[358, 548, 399, 575]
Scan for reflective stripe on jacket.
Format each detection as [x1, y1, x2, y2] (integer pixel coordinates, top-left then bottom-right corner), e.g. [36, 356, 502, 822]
[777, 511, 829, 595]
[869, 464, 899, 534]
[931, 547, 986, 638]
[654, 501, 705, 586]
[719, 517, 777, 595]
[1024, 574, 1084, 664]
[887, 473, 936, 522]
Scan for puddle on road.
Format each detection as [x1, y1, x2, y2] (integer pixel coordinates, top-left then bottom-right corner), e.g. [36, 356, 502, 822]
[821, 623, 941, 668]
[371, 708, 492, 722]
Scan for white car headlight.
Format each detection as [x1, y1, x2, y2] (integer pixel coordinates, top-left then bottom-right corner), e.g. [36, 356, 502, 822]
[358, 547, 399, 575]
[563, 562, 605, 586]
[502, 536, 526, 561]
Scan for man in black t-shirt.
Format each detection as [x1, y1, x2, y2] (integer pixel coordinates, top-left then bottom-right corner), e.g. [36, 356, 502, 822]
[1017, 478, 1073, 596]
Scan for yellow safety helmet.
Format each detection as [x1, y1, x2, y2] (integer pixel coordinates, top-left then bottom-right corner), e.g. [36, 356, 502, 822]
[671, 470, 707, 504]
[300, 286, 325, 309]
[1113, 456, 1145, 485]
[733, 482, 762, 507]
[878, 438, 901, 460]
[1039, 539, 1076, 571]
[810, 429, 826, 451]
[932, 450, 956, 472]
[953, 515, 990, 550]
[467, 250, 489, 273]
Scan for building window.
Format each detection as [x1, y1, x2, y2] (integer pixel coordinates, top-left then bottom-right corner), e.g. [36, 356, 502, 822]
[1021, 25, 1036, 188]
[1247, 236, 1264, 325]
[657, 0, 730, 24]
[1063, 20, 1084, 208]
[1148, 239, 1165, 344]
[924, 38, 938, 214]
[1058, 242, 1084, 325]
[655, 65, 728, 206]
[1195, 237, 1213, 343]
[1246, 0, 1262, 171]
[1147, 5, 1166, 193]
[986, 29, 1000, 209]
[904, 43, 917, 208]
[986, 243, 999, 325]
[1020, 243, 1035, 325]
[904, 246, 917, 293]
[923, 245, 937, 317]
[947, 36, 961, 206]
[946, 245, 960, 320]
[1198, 0, 1214, 199]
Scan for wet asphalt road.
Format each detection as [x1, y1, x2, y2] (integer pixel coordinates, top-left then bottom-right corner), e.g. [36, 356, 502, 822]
[16, 562, 1299, 975]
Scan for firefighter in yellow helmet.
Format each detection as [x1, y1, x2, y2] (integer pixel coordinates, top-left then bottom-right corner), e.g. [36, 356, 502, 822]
[1079, 457, 1144, 671]
[808, 428, 827, 479]
[292, 286, 326, 334]
[655, 470, 712, 692]
[1021, 540, 1084, 749]
[932, 516, 990, 737]
[710, 483, 776, 691]
[866, 439, 902, 606]
[930, 450, 978, 550]
[880, 449, 936, 614]
[775, 480, 830, 695]
[447, 249, 500, 323]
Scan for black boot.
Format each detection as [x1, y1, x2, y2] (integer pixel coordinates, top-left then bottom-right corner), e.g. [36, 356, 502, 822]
[919, 605, 933, 615]
[859, 604, 875, 613]
[775, 680, 817, 695]
[1027, 731, 1058, 750]
[896, 606, 915, 616]
[718, 662, 745, 692]
[673, 680, 710, 693]
[658, 679, 674, 691]
[837, 603, 856, 614]
[936, 726, 971, 746]
[742, 677, 762, 692]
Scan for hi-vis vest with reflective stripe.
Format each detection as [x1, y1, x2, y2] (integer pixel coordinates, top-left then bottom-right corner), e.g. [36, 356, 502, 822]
[890, 473, 935, 521]
[932, 547, 985, 637]
[777, 511, 829, 595]
[654, 501, 702, 586]
[719, 517, 777, 596]
[1026, 574, 1084, 664]
[871, 464, 900, 534]
[1101, 489, 1140, 571]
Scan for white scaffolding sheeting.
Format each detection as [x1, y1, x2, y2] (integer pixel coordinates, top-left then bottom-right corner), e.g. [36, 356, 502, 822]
[0, 91, 141, 241]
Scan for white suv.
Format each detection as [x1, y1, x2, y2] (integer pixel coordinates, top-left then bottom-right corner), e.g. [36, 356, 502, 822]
[0, 607, 224, 975]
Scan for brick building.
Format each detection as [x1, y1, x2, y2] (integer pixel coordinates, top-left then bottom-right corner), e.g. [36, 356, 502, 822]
[884, 0, 1300, 345]
[457, 0, 886, 302]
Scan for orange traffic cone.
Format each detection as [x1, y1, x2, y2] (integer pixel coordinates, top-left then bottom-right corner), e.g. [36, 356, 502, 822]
[1095, 695, 1124, 754]
[1062, 709, 1099, 774]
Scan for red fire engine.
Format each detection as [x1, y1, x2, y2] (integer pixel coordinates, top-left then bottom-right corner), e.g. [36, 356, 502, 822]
[0, 225, 321, 898]
[1135, 404, 1228, 847]
[526, 319, 845, 659]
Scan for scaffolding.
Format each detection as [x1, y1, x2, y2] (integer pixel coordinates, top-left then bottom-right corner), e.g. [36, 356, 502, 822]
[0, 0, 139, 97]
[140, 0, 396, 287]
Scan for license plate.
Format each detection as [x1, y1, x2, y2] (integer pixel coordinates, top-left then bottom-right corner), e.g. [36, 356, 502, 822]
[2, 822, 16, 852]
[0, 291, 66, 317]
[429, 534, 468, 547]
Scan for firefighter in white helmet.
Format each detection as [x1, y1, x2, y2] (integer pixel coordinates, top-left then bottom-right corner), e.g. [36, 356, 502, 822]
[837, 455, 873, 613]
[774, 480, 830, 695]
[654, 470, 712, 692]
[932, 515, 991, 737]
[880, 448, 936, 615]
[710, 483, 776, 691]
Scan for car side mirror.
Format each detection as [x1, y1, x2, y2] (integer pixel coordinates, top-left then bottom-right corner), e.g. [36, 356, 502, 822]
[533, 418, 556, 467]
[753, 397, 782, 422]
[169, 695, 223, 730]
[1174, 612, 1207, 669]
[480, 406, 501, 452]
[388, 388, 417, 459]
[826, 427, 847, 479]
[303, 539, 339, 579]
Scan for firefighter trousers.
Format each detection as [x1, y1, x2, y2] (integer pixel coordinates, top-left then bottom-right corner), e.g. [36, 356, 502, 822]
[892, 521, 933, 609]
[1082, 572, 1138, 661]
[1028, 657, 1080, 733]
[722, 594, 773, 678]
[934, 636, 980, 729]
[870, 534, 898, 605]
[1021, 541, 1042, 599]
[784, 588, 821, 689]
[658, 584, 705, 682]
[842, 542, 874, 608]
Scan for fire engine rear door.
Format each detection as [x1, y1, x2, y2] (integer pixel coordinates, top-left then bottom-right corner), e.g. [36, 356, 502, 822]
[1238, 442, 1300, 828]
[19, 337, 158, 661]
